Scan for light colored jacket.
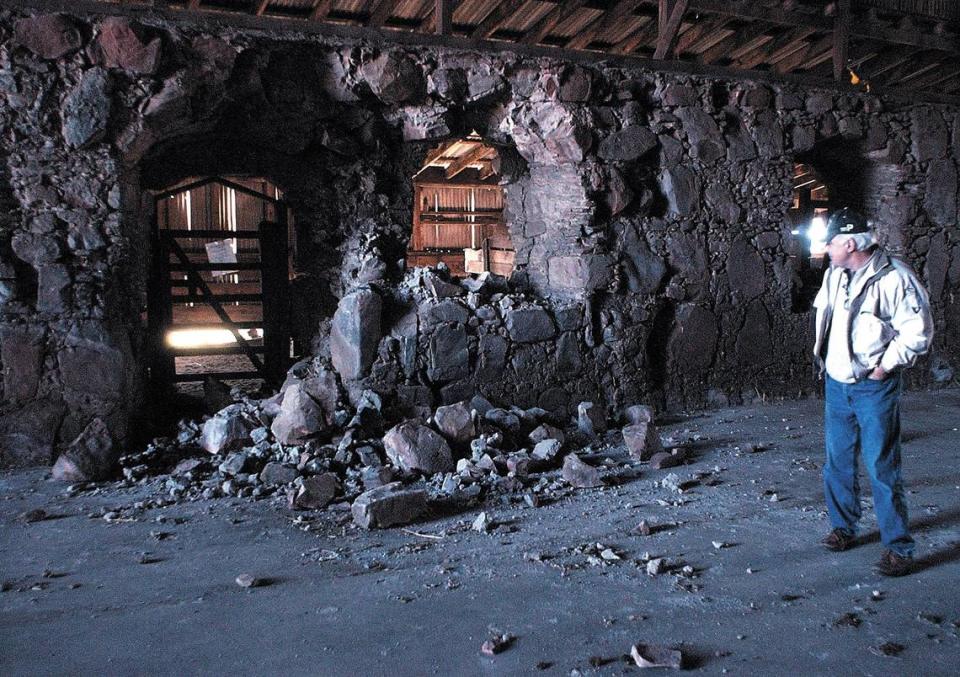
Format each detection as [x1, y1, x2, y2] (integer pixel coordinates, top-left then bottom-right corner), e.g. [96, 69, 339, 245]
[813, 250, 933, 380]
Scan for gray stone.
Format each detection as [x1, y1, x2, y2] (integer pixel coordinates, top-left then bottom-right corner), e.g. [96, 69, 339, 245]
[624, 404, 654, 425]
[58, 342, 124, 400]
[418, 299, 469, 329]
[562, 453, 603, 488]
[547, 255, 613, 291]
[259, 462, 299, 485]
[704, 183, 743, 224]
[668, 304, 718, 370]
[61, 67, 112, 149]
[660, 166, 700, 217]
[735, 301, 774, 367]
[555, 332, 582, 374]
[361, 53, 425, 104]
[660, 83, 696, 106]
[352, 482, 428, 529]
[433, 402, 475, 444]
[14, 14, 84, 59]
[330, 289, 381, 381]
[750, 110, 783, 158]
[529, 423, 565, 446]
[0, 326, 44, 403]
[577, 401, 606, 437]
[37, 264, 70, 313]
[477, 333, 508, 382]
[631, 643, 684, 670]
[597, 126, 658, 162]
[92, 17, 162, 74]
[727, 239, 766, 298]
[383, 421, 454, 474]
[0, 400, 64, 468]
[726, 121, 758, 162]
[925, 159, 958, 228]
[505, 307, 556, 343]
[218, 452, 248, 476]
[427, 324, 469, 382]
[485, 408, 521, 435]
[912, 108, 949, 162]
[623, 422, 663, 461]
[200, 407, 253, 455]
[676, 107, 723, 162]
[531, 438, 562, 461]
[51, 418, 114, 482]
[291, 473, 339, 509]
[271, 382, 325, 445]
[619, 224, 667, 294]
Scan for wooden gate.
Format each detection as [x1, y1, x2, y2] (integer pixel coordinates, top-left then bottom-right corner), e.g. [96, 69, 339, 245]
[148, 177, 290, 390]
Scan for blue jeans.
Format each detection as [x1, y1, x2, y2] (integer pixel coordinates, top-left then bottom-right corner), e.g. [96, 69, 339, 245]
[824, 374, 914, 557]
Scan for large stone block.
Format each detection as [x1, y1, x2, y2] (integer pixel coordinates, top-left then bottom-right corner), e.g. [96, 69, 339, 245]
[912, 108, 949, 162]
[619, 225, 667, 295]
[200, 406, 254, 455]
[58, 343, 124, 400]
[668, 304, 718, 371]
[271, 382, 326, 445]
[14, 14, 84, 59]
[660, 166, 700, 217]
[330, 289, 381, 381]
[0, 326, 44, 403]
[92, 18, 162, 75]
[360, 53, 426, 104]
[925, 159, 958, 228]
[597, 126, 658, 162]
[61, 67, 112, 149]
[477, 333, 508, 382]
[51, 418, 115, 482]
[0, 400, 65, 468]
[383, 421, 454, 474]
[727, 239, 766, 299]
[735, 301, 774, 367]
[427, 324, 469, 382]
[352, 482, 428, 529]
[547, 255, 613, 292]
[504, 306, 556, 343]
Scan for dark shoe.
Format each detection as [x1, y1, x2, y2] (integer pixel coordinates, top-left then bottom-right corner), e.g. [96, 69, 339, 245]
[875, 550, 913, 577]
[822, 528, 855, 552]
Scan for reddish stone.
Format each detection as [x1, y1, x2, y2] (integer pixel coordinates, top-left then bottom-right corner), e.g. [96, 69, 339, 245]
[14, 14, 84, 59]
[51, 418, 115, 482]
[92, 18, 162, 75]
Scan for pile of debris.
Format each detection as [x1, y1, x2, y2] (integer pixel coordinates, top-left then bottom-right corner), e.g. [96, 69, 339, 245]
[53, 359, 670, 530]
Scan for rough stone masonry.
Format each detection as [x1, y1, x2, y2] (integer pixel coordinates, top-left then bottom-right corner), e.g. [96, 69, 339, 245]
[1, 4, 959, 467]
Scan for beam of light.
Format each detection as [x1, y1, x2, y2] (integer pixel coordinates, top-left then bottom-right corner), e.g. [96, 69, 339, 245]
[166, 328, 261, 349]
[807, 216, 827, 256]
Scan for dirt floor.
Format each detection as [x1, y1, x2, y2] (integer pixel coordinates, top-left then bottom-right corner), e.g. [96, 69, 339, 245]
[2, 389, 959, 676]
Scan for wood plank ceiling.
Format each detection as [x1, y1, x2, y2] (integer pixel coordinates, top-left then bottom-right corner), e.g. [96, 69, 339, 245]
[99, 1, 960, 98]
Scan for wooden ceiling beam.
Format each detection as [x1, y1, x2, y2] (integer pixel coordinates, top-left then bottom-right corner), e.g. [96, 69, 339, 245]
[654, 0, 690, 60]
[832, 0, 850, 81]
[445, 143, 489, 179]
[613, 15, 658, 55]
[735, 26, 815, 70]
[309, 0, 336, 21]
[368, 0, 394, 28]
[775, 33, 833, 73]
[565, 0, 642, 50]
[471, 0, 528, 40]
[877, 50, 945, 88]
[434, 0, 454, 36]
[698, 22, 769, 64]
[521, 0, 589, 45]
[674, 16, 730, 54]
[910, 64, 960, 90]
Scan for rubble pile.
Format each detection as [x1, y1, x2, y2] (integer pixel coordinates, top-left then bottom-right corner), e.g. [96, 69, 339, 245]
[99, 346, 669, 530]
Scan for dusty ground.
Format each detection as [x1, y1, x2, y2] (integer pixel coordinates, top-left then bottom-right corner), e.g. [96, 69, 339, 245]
[2, 389, 959, 676]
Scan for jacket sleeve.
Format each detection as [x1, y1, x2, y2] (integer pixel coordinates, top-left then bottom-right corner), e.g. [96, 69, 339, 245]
[879, 273, 934, 372]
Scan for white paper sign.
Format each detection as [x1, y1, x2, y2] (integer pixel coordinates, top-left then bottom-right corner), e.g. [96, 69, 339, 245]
[204, 239, 237, 277]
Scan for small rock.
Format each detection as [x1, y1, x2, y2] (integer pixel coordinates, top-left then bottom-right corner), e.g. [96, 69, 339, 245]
[624, 404, 655, 425]
[235, 573, 262, 588]
[600, 548, 621, 561]
[577, 401, 607, 438]
[562, 453, 603, 489]
[646, 558, 666, 576]
[290, 473, 339, 510]
[650, 449, 685, 470]
[623, 422, 664, 461]
[472, 511, 493, 533]
[383, 421, 454, 474]
[481, 633, 514, 656]
[18, 508, 48, 523]
[528, 423, 565, 445]
[633, 520, 653, 536]
[630, 643, 684, 669]
[52, 418, 116, 482]
[259, 462, 298, 485]
[433, 402, 475, 444]
[531, 439, 562, 461]
[200, 408, 253, 455]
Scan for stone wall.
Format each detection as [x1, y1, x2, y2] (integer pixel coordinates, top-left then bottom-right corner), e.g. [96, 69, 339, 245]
[1, 6, 958, 466]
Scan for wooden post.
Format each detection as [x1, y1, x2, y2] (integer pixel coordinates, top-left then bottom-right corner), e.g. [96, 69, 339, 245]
[149, 222, 176, 390]
[654, 0, 689, 60]
[832, 0, 850, 81]
[435, 0, 452, 35]
[259, 215, 290, 388]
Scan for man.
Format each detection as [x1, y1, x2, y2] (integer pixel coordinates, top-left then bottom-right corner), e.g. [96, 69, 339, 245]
[812, 207, 933, 577]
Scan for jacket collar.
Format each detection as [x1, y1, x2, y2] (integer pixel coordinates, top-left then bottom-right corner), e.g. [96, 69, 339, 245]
[841, 249, 889, 300]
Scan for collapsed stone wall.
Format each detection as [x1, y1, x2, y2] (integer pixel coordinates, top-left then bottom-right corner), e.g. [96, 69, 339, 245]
[1, 6, 958, 467]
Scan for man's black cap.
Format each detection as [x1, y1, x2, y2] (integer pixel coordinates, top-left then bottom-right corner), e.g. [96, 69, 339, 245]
[825, 208, 870, 243]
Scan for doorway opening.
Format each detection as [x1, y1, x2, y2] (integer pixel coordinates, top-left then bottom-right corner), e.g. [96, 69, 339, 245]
[147, 176, 294, 396]
[407, 134, 515, 277]
[788, 161, 833, 312]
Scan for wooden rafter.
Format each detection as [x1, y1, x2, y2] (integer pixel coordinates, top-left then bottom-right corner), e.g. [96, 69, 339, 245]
[309, 0, 335, 21]
[674, 16, 730, 54]
[654, 0, 690, 60]
[368, 0, 394, 28]
[471, 0, 528, 40]
[254, 0, 270, 17]
[434, 0, 453, 35]
[614, 16, 658, 55]
[736, 26, 815, 70]
[565, 0, 642, 50]
[698, 22, 769, 64]
[445, 144, 490, 179]
[832, 0, 851, 81]
[521, 0, 589, 46]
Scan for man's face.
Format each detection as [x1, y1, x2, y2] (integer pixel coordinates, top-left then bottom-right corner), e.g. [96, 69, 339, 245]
[824, 236, 853, 268]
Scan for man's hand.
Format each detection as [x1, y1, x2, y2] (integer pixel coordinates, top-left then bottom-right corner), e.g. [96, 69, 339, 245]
[868, 366, 888, 381]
